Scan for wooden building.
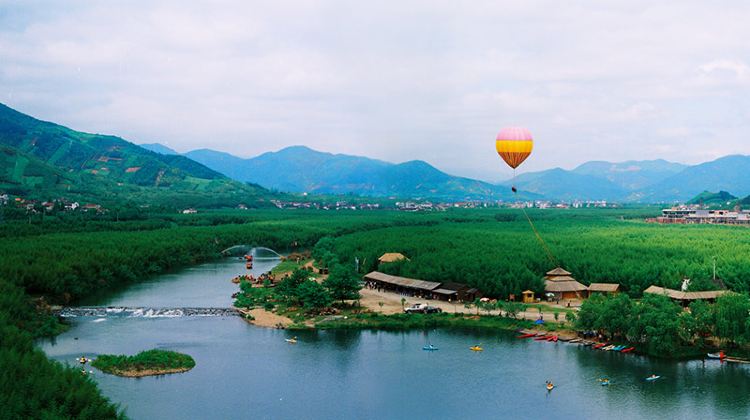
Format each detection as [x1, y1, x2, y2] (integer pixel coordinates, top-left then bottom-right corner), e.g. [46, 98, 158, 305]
[544, 267, 588, 300]
[522, 290, 536, 303]
[364, 271, 440, 298]
[588, 283, 620, 296]
[643, 285, 728, 307]
[364, 271, 481, 302]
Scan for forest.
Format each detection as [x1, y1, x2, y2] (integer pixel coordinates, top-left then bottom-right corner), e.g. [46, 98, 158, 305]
[323, 208, 750, 297]
[3, 206, 750, 418]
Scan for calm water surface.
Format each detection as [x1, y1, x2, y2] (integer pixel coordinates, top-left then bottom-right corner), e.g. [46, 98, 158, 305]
[40, 259, 750, 419]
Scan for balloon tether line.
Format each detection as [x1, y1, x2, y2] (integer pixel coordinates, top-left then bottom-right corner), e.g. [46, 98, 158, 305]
[512, 174, 557, 267]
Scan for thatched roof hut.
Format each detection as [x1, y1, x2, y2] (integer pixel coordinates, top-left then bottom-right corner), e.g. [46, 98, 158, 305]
[378, 253, 409, 264]
[544, 267, 587, 300]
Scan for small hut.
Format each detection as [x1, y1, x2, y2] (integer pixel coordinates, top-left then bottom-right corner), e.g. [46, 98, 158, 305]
[522, 290, 536, 303]
[378, 253, 409, 264]
[544, 267, 588, 300]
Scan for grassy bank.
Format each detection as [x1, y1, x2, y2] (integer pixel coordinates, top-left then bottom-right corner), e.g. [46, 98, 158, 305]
[92, 350, 195, 377]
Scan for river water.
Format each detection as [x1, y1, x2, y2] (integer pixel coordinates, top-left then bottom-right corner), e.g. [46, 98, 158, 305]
[40, 259, 750, 419]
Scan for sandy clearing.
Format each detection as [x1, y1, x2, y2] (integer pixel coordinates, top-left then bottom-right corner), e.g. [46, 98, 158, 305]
[239, 308, 293, 328]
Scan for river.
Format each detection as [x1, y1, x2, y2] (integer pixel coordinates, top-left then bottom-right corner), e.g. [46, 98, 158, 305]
[40, 259, 750, 419]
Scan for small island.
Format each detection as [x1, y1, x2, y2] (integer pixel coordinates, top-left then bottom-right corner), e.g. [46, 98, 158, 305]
[91, 349, 195, 377]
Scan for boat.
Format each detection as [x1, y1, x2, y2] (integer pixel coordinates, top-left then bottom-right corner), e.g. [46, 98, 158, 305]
[546, 382, 555, 391]
[592, 343, 607, 349]
[707, 352, 725, 360]
[470, 345, 483, 352]
[599, 379, 610, 386]
[285, 337, 298, 344]
[546, 336, 556, 342]
[601, 345, 615, 351]
[534, 336, 549, 341]
[621, 347, 635, 353]
[423, 344, 439, 351]
[569, 338, 582, 344]
[516, 333, 536, 339]
[583, 341, 594, 347]
[612, 345, 626, 351]
[645, 375, 661, 382]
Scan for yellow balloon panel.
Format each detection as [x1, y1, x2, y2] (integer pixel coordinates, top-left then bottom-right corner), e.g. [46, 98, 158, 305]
[496, 140, 533, 169]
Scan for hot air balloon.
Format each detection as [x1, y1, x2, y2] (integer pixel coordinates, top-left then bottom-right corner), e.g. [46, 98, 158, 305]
[496, 126, 533, 170]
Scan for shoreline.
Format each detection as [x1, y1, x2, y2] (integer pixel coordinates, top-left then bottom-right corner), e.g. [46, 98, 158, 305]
[101, 367, 193, 377]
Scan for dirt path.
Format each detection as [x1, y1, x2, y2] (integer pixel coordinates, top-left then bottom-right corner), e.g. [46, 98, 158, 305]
[358, 288, 569, 323]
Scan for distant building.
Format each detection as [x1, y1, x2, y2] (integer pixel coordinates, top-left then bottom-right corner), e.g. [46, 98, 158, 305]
[182, 208, 198, 214]
[650, 208, 750, 225]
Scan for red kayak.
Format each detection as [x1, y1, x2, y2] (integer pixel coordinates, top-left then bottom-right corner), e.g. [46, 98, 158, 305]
[593, 343, 607, 350]
[621, 347, 635, 353]
[516, 333, 536, 339]
[534, 336, 549, 341]
[546, 336, 558, 342]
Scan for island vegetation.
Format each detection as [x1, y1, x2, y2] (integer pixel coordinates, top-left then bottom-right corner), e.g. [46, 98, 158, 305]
[91, 350, 196, 377]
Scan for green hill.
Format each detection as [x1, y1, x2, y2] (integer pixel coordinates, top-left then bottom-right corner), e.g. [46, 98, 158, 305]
[687, 190, 737, 206]
[0, 103, 270, 207]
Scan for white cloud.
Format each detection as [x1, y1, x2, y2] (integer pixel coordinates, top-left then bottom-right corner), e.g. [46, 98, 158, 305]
[1, 0, 750, 181]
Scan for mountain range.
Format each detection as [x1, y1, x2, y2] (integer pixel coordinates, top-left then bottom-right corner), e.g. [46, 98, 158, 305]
[2, 101, 749, 204]
[179, 146, 524, 201]
[146, 142, 750, 203]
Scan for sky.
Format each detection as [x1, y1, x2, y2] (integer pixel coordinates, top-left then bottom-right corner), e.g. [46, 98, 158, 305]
[1, 1, 749, 182]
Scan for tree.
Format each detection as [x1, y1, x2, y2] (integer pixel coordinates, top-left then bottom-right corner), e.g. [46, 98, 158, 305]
[503, 302, 526, 319]
[627, 294, 682, 355]
[324, 264, 362, 305]
[297, 281, 332, 312]
[276, 269, 308, 305]
[714, 293, 750, 346]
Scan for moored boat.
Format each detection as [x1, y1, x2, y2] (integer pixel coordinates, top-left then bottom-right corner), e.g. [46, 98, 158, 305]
[516, 333, 536, 339]
[423, 344, 439, 351]
[593, 343, 607, 349]
[621, 347, 635, 353]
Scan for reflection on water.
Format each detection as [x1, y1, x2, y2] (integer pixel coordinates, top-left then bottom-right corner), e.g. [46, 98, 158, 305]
[40, 259, 750, 420]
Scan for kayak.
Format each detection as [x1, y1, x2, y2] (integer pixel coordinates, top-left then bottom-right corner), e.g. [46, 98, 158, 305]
[285, 338, 297, 344]
[470, 346, 483, 352]
[602, 345, 615, 351]
[707, 352, 725, 359]
[613, 345, 626, 351]
[645, 375, 661, 382]
[534, 336, 549, 341]
[600, 380, 611, 386]
[621, 347, 635, 353]
[546, 383, 555, 391]
[517, 333, 536, 339]
[593, 343, 607, 349]
[423, 345, 439, 351]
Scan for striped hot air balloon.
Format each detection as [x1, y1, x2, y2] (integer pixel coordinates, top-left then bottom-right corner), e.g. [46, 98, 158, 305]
[495, 127, 533, 169]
